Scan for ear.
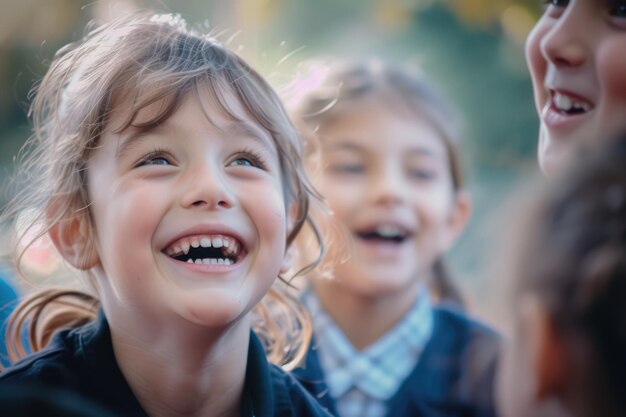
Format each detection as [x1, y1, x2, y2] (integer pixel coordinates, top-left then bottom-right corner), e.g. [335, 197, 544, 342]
[519, 295, 568, 401]
[443, 191, 472, 250]
[48, 212, 100, 270]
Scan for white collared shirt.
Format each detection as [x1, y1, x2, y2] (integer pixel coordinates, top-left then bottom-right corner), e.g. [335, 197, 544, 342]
[303, 288, 434, 417]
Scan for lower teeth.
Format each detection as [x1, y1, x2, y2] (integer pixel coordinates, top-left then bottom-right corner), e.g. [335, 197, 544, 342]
[186, 258, 232, 265]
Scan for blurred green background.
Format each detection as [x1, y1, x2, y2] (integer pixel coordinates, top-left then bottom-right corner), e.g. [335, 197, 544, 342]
[0, 0, 543, 323]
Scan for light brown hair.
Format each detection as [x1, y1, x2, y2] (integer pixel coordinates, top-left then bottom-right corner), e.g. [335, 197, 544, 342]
[2, 13, 323, 370]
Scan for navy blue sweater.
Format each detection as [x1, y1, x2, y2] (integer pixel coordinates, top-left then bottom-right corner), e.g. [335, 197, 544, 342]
[293, 307, 501, 417]
[0, 312, 332, 417]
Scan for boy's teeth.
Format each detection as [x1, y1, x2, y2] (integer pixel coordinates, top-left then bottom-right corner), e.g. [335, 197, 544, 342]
[191, 239, 200, 248]
[212, 237, 223, 248]
[200, 238, 212, 248]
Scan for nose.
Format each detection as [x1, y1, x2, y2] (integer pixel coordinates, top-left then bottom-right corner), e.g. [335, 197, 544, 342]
[369, 163, 407, 207]
[180, 164, 236, 211]
[540, 8, 588, 68]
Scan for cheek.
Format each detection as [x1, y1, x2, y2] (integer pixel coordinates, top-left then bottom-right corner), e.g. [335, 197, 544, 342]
[597, 38, 626, 129]
[90, 181, 165, 258]
[112, 182, 165, 230]
[416, 187, 454, 222]
[249, 183, 288, 251]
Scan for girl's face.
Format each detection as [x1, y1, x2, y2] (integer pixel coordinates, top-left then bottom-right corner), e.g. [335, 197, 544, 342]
[526, 0, 626, 174]
[314, 99, 468, 300]
[85, 88, 291, 329]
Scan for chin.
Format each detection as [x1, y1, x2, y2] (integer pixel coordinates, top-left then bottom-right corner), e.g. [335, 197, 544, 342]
[537, 133, 562, 177]
[181, 292, 248, 328]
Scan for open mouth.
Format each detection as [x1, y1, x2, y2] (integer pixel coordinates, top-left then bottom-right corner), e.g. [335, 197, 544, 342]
[355, 224, 412, 244]
[550, 90, 593, 116]
[163, 235, 244, 265]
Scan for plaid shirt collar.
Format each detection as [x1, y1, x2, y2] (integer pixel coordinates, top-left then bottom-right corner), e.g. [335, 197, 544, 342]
[304, 287, 433, 401]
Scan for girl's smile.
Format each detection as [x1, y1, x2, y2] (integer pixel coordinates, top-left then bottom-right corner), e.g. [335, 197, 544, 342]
[541, 91, 593, 133]
[526, 0, 626, 174]
[163, 229, 246, 274]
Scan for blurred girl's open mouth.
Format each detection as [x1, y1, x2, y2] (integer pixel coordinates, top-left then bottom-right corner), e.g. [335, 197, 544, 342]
[355, 224, 412, 245]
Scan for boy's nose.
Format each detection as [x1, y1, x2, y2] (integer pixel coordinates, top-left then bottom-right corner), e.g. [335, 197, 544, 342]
[181, 166, 236, 210]
[540, 9, 589, 69]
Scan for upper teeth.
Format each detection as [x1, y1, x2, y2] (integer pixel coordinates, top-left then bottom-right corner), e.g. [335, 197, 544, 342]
[553, 92, 591, 112]
[165, 235, 239, 257]
[376, 225, 404, 238]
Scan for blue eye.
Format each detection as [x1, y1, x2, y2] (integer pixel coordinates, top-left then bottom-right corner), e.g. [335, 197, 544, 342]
[136, 150, 173, 167]
[230, 158, 255, 167]
[144, 157, 170, 166]
[228, 150, 267, 170]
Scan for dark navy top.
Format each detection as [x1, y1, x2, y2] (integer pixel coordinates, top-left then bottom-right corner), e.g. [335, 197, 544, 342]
[0, 311, 332, 417]
[293, 307, 501, 417]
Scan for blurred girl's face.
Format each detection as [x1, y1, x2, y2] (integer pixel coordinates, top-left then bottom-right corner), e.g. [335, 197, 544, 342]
[313, 99, 467, 301]
[526, 0, 626, 174]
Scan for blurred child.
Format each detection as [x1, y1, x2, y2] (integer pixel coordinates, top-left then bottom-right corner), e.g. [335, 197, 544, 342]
[497, 136, 626, 417]
[526, 0, 626, 174]
[290, 61, 500, 417]
[0, 13, 331, 417]
[0, 266, 19, 367]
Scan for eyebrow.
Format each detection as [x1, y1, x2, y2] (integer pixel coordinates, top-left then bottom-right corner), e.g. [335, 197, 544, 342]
[217, 120, 275, 152]
[115, 119, 276, 161]
[326, 140, 445, 159]
[115, 126, 165, 161]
